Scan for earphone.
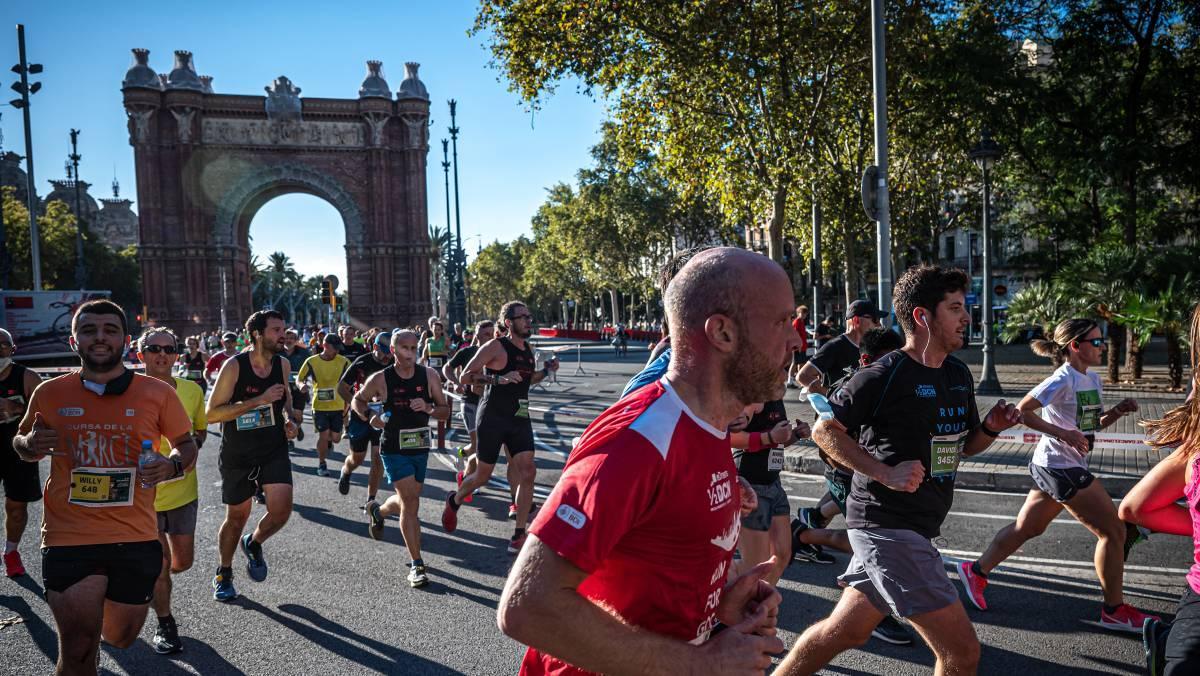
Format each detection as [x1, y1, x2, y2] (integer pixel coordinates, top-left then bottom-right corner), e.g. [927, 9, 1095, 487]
[917, 312, 928, 327]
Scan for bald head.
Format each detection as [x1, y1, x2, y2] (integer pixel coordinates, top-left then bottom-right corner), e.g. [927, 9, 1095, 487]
[665, 247, 788, 341]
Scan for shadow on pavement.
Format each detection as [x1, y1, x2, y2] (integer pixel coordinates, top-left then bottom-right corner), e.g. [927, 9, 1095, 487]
[102, 635, 245, 675]
[0, 589, 58, 664]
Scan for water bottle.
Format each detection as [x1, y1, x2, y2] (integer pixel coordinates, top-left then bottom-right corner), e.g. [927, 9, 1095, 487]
[807, 392, 835, 421]
[138, 440, 158, 488]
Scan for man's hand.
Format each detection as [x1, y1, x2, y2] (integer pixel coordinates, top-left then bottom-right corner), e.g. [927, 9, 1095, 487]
[736, 476, 758, 517]
[284, 419, 298, 440]
[768, 420, 792, 446]
[409, 398, 431, 413]
[138, 454, 174, 486]
[697, 604, 785, 676]
[546, 357, 560, 372]
[983, 399, 1022, 433]
[1058, 428, 1091, 455]
[716, 557, 783, 637]
[878, 460, 924, 493]
[256, 384, 287, 407]
[791, 419, 812, 440]
[498, 371, 523, 385]
[1113, 398, 1139, 415]
[22, 412, 62, 459]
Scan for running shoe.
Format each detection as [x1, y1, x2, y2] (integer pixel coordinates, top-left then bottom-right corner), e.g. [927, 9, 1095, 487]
[457, 471, 472, 503]
[241, 534, 268, 582]
[871, 615, 914, 646]
[796, 506, 825, 530]
[441, 492, 458, 533]
[790, 519, 834, 564]
[1099, 604, 1161, 634]
[295, 426, 304, 442]
[956, 560, 988, 611]
[407, 564, 429, 588]
[338, 468, 352, 495]
[152, 617, 183, 654]
[508, 532, 527, 555]
[508, 502, 540, 519]
[3, 550, 26, 578]
[317, 462, 329, 477]
[1124, 522, 1151, 561]
[367, 501, 385, 540]
[212, 568, 238, 602]
[1143, 617, 1169, 676]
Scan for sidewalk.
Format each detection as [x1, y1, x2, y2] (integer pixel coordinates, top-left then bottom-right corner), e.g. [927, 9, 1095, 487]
[782, 394, 1183, 498]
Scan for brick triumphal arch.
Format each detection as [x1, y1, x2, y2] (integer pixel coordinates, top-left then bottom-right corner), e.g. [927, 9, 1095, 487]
[121, 49, 433, 333]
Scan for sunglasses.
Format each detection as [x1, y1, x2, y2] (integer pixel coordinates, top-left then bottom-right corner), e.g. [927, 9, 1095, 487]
[142, 345, 179, 355]
[1079, 338, 1104, 348]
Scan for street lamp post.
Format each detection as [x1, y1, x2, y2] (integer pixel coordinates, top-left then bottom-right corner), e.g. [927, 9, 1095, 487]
[970, 130, 1003, 395]
[441, 138, 454, 318]
[448, 100, 467, 328]
[10, 25, 44, 290]
[69, 129, 87, 289]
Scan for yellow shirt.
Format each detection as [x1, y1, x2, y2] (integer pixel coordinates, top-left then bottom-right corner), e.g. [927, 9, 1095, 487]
[297, 354, 350, 411]
[155, 377, 207, 512]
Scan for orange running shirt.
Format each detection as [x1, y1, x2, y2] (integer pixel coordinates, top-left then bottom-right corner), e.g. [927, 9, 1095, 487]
[20, 371, 192, 547]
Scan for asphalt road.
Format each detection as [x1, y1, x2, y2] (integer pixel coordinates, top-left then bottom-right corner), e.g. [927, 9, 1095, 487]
[1, 345, 1193, 675]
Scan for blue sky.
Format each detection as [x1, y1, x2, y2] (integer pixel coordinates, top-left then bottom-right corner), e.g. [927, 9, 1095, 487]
[0, 1, 607, 283]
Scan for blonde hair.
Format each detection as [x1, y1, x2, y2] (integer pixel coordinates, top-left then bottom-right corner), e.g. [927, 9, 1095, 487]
[1144, 304, 1200, 452]
[1030, 318, 1099, 364]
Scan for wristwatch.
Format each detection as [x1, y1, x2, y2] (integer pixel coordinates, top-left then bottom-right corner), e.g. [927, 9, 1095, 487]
[171, 457, 184, 479]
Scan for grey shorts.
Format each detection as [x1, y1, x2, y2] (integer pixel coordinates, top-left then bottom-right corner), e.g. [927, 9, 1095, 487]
[1029, 463, 1095, 502]
[460, 401, 479, 433]
[156, 499, 199, 536]
[839, 528, 959, 618]
[741, 480, 791, 532]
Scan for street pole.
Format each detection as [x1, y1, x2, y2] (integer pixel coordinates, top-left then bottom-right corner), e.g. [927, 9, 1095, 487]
[441, 138, 454, 319]
[811, 197, 822, 326]
[219, 265, 228, 331]
[970, 129, 1003, 395]
[448, 100, 467, 327]
[12, 25, 43, 290]
[870, 0, 893, 320]
[69, 129, 87, 289]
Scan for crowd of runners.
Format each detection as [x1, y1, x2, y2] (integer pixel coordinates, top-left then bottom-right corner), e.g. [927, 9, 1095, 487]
[1, 245, 1198, 675]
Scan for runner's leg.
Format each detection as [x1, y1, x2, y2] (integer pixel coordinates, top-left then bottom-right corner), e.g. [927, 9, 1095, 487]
[798, 527, 851, 554]
[1063, 479, 1127, 607]
[46, 575, 106, 674]
[379, 477, 424, 562]
[367, 445, 383, 500]
[976, 489, 1063, 574]
[252, 484, 294, 546]
[218, 501, 252, 568]
[777, 585, 886, 674]
[4, 498, 28, 547]
[510, 451, 537, 531]
[906, 601, 981, 675]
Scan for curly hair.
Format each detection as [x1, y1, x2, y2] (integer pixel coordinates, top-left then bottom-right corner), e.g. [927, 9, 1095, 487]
[893, 265, 970, 336]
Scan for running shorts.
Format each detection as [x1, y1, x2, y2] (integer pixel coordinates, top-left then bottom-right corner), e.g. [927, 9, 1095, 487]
[0, 443, 42, 503]
[476, 413, 534, 465]
[313, 410, 344, 434]
[380, 451, 429, 485]
[824, 466, 853, 516]
[157, 499, 199, 536]
[347, 414, 382, 452]
[741, 480, 791, 532]
[839, 528, 959, 618]
[42, 540, 162, 604]
[219, 451, 292, 505]
[1029, 463, 1095, 503]
[1166, 587, 1200, 675]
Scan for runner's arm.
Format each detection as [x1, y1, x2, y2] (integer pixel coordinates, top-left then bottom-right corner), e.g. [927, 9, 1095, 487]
[794, 362, 825, 394]
[205, 358, 270, 423]
[281, 360, 299, 423]
[811, 419, 892, 481]
[425, 367, 450, 421]
[166, 433, 200, 475]
[964, 398, 1023, 457]
[1118, 445, 1192, 536]
[336, 362, 358, 403]
[350, 372, 385, 422]
[1100, 398, 1137, 430]
[461, 340, 503, 386]
[499, 536, 707, 675]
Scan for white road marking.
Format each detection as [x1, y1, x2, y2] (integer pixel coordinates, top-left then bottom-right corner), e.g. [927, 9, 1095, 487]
[785, 494, 1082, 526]
[940, 548, 1190, 576]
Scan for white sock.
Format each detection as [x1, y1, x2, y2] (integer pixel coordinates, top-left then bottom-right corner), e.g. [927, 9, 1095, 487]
[4, 541, 17, 554]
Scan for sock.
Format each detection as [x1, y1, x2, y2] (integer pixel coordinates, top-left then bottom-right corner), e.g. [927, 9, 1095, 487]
[411, 558, 424, 568]
[1103, 603, 1121, 614]
[217, 566, 233, 577]
[448, 493, 461, 511]
[971, 562, 987, 579]
[248, 538, 263, 556]
[367, 494, 376, 503]
[157, 613, 175, 625]
[4, 541, 17, 555]
[514, 527, 526, 539]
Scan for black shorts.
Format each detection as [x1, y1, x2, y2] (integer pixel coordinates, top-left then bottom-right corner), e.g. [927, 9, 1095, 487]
[347, 414, 382, 453]
[1029, 463, 1095, 503]
[1166, 587, 1200, 674]
[476, 413, 535, 465]
[220, 451, 292, 505]
[0, 443, 42, 503]
[792, 351, 809, 366]
[42, 540, 162, 604]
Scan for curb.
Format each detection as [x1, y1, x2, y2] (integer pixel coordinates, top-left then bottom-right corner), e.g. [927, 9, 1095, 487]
[783, 448, 1142, 498]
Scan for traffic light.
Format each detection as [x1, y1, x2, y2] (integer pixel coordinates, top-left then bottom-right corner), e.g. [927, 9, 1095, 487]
[320, 279, 332, 305]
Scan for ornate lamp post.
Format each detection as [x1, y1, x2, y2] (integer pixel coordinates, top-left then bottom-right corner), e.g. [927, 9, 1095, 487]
[448, 100, 467, 328]
[969, 130, 1003, 395]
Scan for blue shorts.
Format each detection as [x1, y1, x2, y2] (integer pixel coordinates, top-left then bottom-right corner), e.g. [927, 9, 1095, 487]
[313, 410, 344, 434]
[381, 452, 428, 485]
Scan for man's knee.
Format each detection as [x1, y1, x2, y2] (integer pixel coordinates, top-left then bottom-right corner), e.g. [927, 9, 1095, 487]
[224, 503, 252, 526]
[943, 635, 981, 669]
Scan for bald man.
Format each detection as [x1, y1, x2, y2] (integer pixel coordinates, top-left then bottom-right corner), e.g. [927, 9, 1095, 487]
[0, 328, 43, 577]
[497, 247, 799, 675]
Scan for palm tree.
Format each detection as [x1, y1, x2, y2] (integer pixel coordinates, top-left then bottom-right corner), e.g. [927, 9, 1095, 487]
[1000, 279, 1086, 345]
[428, 224, 454, 317]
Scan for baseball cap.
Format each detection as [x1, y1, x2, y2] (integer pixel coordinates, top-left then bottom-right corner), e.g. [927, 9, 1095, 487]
[374, 332, 391, 353]
[846, 299, 888, 320]
[222, 331, 238, 341]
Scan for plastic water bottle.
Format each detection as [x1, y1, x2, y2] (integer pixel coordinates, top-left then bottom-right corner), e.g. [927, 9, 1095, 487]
[807, 392, 835, 421]
[138, 440, 158, 488]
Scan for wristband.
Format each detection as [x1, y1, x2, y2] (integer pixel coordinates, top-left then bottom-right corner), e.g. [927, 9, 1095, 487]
[980, 424, 1000, 438]
[746, 431, 764, 453]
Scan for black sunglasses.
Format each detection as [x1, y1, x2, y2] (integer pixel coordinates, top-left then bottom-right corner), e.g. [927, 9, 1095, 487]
[1080, 337, 1104, 348]
[143, 345, 178, 355]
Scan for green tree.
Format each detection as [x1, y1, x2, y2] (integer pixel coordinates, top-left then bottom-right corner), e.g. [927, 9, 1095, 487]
[467, 238, 528, 322]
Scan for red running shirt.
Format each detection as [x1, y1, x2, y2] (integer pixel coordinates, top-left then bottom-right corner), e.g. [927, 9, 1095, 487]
[522, 379, 741, 676]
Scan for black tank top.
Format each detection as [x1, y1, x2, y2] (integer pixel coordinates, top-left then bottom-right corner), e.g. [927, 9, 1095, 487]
[734, 399, 789, 485]
[181, 351, 206, 381]
[0, 363, 30, 436]
[220, 352, 287, 465]
[479, 337, 535, 419]
[380, 365, 432, 456]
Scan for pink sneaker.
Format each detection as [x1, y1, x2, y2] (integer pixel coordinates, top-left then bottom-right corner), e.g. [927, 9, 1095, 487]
[1100, 604, 1161, 634]
[3, 550, 25, 578]
[957, 560, 988, 611]
[507, 532, 527, 555]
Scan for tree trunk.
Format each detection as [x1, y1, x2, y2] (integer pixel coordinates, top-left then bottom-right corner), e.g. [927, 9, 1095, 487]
[1165, 327, 1183, 390]
[767, 184, 788, 263]
[1105, 326, 1124, 384]
[1125, 325, 1145, 381]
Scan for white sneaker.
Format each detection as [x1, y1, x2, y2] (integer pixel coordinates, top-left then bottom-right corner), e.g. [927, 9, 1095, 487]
[407, 564, 428, 588]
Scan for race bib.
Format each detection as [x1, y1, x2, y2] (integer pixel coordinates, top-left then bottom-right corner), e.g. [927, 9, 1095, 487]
[428, 356, 444, 368]
[1076, 390, 1101, 434]
[516, 399, 530, 419]
[316, 388, 336, 402]
[767, 447, 785, 472]
[930, 431, 966, 478]
[186, 369, 203, 380]
[236, 405, 276, 431]
[396, 427, 431, 450]
[69, 467, 136, 508]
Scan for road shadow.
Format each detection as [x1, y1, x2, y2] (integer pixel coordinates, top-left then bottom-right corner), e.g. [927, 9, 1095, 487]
[0, 589, 58, 664]
[101, 635, 244, 675]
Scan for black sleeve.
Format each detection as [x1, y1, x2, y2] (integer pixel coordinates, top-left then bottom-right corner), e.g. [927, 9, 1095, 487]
[339, 357, 363, 390]
[828, 361, 889, 435]
[446, 348, 471, 370]
[809, 337, 842, 374]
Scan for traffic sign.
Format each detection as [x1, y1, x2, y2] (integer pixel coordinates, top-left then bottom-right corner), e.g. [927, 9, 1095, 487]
[966, 293, 978, 305]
